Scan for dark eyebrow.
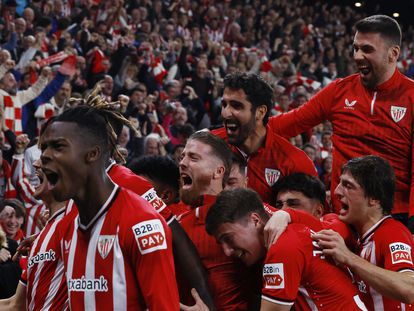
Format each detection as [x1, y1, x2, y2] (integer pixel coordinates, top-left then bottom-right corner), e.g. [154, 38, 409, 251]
[40, 137, 68, 148]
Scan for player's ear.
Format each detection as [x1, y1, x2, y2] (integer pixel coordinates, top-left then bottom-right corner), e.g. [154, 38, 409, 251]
[250, 212, 264, 227]
[388, 45, 400, 63]
[368, 197, 380, 208]
[85, 145, 101, 164]
[314, 203, 324, 218]
[255, 105, 267, 122]
[213, 165, 225, 180]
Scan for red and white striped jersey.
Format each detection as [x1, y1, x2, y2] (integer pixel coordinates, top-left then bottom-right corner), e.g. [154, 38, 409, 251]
[11, 154, 46, 237]
[61, 185, 179, 310]
[355, 216, 414, 310]
[64, 162, 173, 224]
[24, 207, 68, 311]
[262, 224, 366, 310]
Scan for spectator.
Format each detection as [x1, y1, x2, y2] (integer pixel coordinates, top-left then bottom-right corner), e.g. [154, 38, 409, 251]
[0, 199, 24, 243]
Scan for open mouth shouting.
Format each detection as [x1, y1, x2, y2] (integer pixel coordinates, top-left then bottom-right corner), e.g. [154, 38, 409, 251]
[34, 169, 48, 199]
[180, 173, 193, 190]
[356, 62, 372, 78]
[42, 168, 59, 191]
[224, 119, 240, 137]
[339, 202, 349, 218]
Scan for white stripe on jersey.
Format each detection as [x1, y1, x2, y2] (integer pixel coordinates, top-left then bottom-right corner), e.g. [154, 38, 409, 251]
[84, 215, 106, 310]
[66, 220, 79, 305]
[65, 200, 75, 215]
[28, 210, 64, 311]
[367, 242, 384, 310]
[112, 229, 127, 310]
[298, 286, 319, 311]
[26, 204, 36, 235]
[353, 295, 368, 311]
[43, 258, 66, 311]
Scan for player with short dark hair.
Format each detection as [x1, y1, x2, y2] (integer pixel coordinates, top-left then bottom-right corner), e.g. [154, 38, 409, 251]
[267, 156, 414, 310]
[273, 173, 325, 217]
[354, 14, 401, 46]
[205, 188, 367, 311]
[213, 72, 317, 205]
[269, 15, 414, 231]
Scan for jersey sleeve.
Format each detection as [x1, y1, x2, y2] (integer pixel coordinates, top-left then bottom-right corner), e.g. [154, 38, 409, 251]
[269, 80, 336, 138]
[410, 125, 414, 217]
[139, 187, 174, 224]
[262, 228, 306, 306]
[379, 226, 414, 273]
[321, 214, 357, 251]
[125, 213, 180, 311]
[285, 208, 323, 231]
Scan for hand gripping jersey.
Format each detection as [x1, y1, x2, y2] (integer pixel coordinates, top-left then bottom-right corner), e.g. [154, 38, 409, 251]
[285, 208, 358, 252]
[212, 126, 317, 204]
[62, 186, 179, 310]
[24, 207, 68, 311]
[355, 216, 414, 310]
[270, 70, 414, 216]
[179, 195, 252, 310]
[262, 223, 367, 310]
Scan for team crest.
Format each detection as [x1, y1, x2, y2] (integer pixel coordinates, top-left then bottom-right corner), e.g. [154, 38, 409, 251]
[97, 235, 116, 259]
[390, 106, 407, 123]
[265, 168, 280, 186]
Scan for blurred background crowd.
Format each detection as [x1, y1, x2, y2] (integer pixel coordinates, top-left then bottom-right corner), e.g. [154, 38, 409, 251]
[0, 0, 412, 297]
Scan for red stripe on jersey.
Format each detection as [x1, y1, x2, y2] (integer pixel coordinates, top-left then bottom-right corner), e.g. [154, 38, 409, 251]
[64, 186, 179, 310]
[356, 217, 414, 310]
[24, 203, 47, 237]
[27, 208, 68, 311]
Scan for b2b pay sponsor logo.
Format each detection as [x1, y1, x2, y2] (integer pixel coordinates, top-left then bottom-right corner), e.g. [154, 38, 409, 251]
[263, 263, 284, 289]
[132, 219, 167, 254]
[389, 242, 412, 264]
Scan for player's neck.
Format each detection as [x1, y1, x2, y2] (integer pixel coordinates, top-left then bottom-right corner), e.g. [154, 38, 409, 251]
[356, 212, 384, 237]
[240, 125, 266, 155]
[75, 173, 116, 226]
[49, 201, 66, 218]
[201, 182, 223, 197]
[369, 66, 396, 90]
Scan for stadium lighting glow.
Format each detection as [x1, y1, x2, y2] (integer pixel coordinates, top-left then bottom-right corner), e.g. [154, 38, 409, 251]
[355, 2, 362, 7]
[393, 12, 400, 18]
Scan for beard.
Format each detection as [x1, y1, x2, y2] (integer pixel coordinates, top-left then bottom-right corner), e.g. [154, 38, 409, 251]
[227, 115, 256, 147]
[179, 172, 213, 206]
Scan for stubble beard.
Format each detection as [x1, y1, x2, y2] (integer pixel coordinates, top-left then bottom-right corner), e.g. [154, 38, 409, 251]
[180, 173, 213, 206]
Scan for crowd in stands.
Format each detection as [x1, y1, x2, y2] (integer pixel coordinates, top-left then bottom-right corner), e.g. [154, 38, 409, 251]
[0, 0, 412, 300]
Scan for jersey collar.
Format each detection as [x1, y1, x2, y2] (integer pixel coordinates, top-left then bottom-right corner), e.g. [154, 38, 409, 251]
[359, 215, 392, 245]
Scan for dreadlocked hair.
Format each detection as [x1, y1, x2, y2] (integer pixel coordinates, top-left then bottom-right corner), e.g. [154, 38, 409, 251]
[54, 83, 137, 164]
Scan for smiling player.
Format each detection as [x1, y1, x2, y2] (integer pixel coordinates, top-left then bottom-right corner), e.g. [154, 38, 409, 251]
[212, 72, 316, 204]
